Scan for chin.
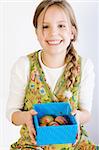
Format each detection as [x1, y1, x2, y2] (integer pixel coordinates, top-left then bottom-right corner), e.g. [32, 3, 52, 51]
[47, 50, 66, 56]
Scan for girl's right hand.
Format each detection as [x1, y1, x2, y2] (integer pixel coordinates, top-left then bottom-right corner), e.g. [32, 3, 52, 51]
[22, 109, 38, 145]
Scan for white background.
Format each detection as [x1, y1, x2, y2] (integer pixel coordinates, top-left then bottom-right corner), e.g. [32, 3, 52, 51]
[0, 0, 99, 149]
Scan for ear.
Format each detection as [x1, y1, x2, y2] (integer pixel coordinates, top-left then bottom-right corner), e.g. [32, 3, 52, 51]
[71, 26, 76, 41]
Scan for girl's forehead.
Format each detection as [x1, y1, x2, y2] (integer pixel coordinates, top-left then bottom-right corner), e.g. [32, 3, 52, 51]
[38, 5, 69, 23]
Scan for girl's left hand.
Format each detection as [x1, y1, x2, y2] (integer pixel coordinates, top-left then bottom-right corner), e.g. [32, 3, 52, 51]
[71, 109, 80, 145]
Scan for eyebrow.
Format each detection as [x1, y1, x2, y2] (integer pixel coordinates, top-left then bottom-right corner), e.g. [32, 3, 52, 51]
[43, 21, 67, 24]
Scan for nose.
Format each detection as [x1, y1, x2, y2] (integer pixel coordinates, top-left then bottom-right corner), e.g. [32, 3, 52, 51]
[49, 27, 58, 36]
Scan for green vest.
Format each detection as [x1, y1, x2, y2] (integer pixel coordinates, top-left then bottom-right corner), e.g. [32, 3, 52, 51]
[10, 50, 96, 150]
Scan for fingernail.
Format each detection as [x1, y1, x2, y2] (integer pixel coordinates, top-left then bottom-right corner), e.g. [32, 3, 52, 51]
[34, 141, 37, 145]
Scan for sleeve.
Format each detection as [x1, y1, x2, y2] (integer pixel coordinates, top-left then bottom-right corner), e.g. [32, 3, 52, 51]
[6, 56, 30, 122]
[79, 58, 95, 112]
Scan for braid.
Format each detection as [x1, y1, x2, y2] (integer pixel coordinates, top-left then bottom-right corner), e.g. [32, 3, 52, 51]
[65, 43, 80, 89]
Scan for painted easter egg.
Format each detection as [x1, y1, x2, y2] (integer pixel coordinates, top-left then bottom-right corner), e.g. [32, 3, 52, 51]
[40, 115, 54, 125]
[55, 116, 68, 125]
[48, 121, 60, 126]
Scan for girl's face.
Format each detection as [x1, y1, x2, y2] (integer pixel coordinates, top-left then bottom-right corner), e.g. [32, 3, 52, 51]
[36, 5, 74, 56]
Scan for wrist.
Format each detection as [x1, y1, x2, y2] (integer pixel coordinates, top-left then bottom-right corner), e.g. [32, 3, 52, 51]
[75, 110, 80, 125]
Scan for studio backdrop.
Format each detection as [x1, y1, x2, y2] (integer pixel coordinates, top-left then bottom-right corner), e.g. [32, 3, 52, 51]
[0, 0, 99, 149]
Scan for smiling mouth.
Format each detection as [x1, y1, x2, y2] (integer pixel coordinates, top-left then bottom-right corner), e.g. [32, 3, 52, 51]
[47, 40, 63, 46]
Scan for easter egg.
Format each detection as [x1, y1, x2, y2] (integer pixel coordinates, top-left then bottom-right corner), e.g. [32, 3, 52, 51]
[55, 116, 68, 125]
[40, 115, 54, 125]
[48, 121, 60, 126]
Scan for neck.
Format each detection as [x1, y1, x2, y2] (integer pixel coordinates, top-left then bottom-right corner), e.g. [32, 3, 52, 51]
[41, 51, 66, 68]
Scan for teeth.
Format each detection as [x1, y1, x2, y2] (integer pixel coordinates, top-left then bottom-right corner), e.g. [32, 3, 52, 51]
[47, 40, 61, 45]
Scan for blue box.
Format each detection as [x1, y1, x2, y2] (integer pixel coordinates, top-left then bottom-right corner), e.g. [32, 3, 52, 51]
[33, 102, 78, 146]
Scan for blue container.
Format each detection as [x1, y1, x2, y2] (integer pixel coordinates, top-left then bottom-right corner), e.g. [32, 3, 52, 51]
[33, 102, 78, 146]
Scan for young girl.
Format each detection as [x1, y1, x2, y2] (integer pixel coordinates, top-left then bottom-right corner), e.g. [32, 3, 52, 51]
[6, 0, 98, 149]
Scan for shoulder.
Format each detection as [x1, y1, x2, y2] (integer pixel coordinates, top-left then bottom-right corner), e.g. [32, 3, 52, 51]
[81, 57, 94, 72]
[12, 56, 29, 70]
[11, 50, 40, 73]
[11, 55, 30, 78]
[80, 57, 95, 83]
[12, 50, 40, 70]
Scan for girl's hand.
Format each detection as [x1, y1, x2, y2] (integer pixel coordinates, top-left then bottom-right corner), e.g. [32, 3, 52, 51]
[22, 109, 38, 145]
[71, 109, 80, 145]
